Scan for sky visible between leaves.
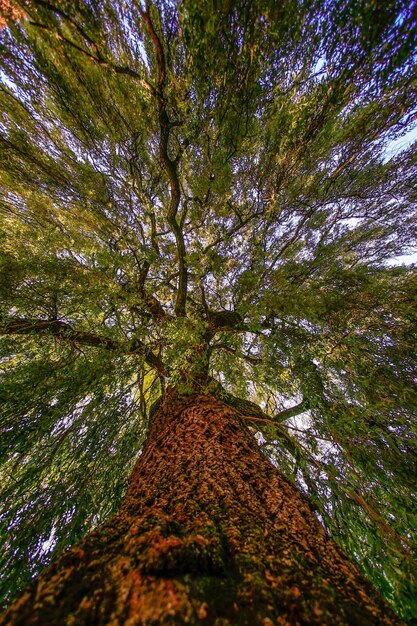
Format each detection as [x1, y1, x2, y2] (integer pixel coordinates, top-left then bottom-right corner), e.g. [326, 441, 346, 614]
[0, 0, 416, 621]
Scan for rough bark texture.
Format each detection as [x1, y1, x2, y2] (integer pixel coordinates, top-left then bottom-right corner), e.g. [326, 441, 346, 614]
[0, 392, 402, 625]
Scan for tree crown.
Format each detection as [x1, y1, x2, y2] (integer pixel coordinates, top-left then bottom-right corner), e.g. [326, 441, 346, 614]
[0, 0, 416, 619]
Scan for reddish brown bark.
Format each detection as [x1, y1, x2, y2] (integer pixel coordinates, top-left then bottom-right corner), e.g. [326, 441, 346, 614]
[0, 392, 402, 625]
[0, 1, 25, 29]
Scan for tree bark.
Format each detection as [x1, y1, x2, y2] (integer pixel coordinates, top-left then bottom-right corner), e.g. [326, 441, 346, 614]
[0, 391, 402, 625]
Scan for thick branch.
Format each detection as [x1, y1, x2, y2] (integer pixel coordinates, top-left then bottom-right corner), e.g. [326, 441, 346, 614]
[141, 4, 187, 316]
[210, 343, 261, 365]
[1, 316, 120, 349]
[27, 12, 155, 95]
[138, 260, 168, 320]
[274, 398, 309, 422]
[207, 310, 243, 336]
[209, 378, 306, 425]
[0, 316, 168, 375]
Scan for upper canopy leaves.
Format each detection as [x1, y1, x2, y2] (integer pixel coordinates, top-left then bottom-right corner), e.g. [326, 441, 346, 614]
[0, 0, 416, 618]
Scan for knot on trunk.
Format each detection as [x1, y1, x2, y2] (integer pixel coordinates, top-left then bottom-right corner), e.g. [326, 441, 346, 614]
[207, 311, 242, 334]
[126, 528, 227, 577]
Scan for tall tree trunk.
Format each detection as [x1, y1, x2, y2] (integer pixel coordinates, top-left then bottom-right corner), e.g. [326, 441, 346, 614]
[0, 391, 402, 625]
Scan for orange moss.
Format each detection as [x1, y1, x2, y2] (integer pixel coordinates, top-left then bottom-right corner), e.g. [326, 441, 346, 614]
[0, 0, 25, 28]
[0, 392, 404, 625]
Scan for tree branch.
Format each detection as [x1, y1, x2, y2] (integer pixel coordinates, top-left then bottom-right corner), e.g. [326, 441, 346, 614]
[214, 383, 410, 552]
[274, 398, 310, 422]
[137, 260, 168, 320]
[1, 316, 120, 348]
[0, 316, 168, 375]
[210, 343, 261, 365]
[141, 3, 187, 316]
[26, 0, 156, 96]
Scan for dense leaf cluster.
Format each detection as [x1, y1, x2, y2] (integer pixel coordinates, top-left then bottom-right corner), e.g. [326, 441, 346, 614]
[0, 0, 416, 619]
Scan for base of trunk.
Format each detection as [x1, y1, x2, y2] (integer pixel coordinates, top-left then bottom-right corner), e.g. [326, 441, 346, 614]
[0, 392, 402, 625]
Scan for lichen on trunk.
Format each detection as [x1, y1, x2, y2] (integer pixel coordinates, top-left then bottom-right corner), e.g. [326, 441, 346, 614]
[0, 391, 403, 625]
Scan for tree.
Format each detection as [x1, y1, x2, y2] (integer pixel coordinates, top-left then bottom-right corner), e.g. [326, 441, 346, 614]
[0, 0, 416, 622]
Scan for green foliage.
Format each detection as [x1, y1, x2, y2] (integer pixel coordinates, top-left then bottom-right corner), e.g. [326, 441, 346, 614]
[0, 0, 416, 620]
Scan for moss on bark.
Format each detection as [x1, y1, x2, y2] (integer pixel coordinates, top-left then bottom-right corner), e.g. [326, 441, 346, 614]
[0, 391, 403, 625]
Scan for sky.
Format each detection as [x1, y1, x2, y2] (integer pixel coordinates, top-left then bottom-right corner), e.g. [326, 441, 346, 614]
[385, 124, 417, 266]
